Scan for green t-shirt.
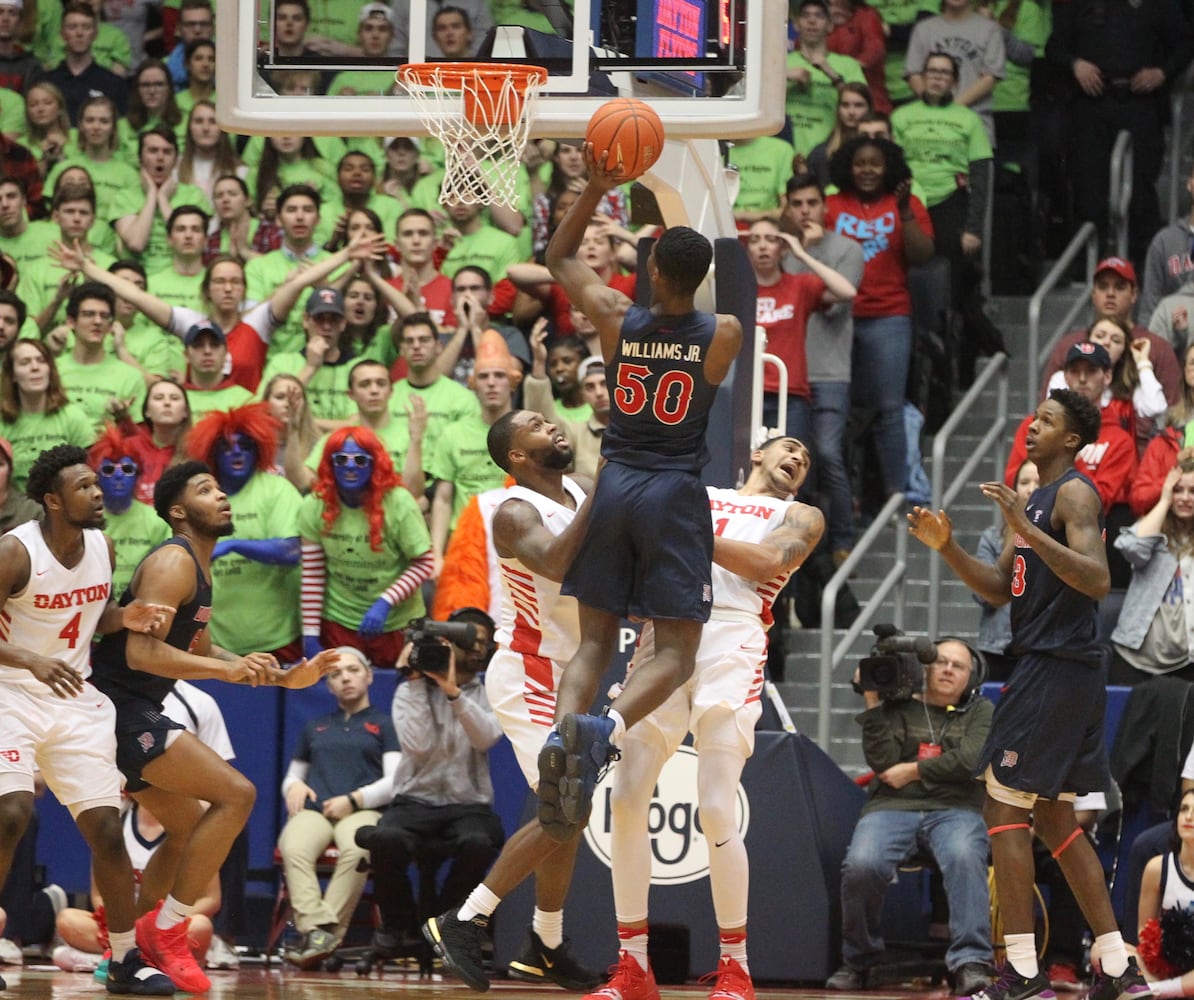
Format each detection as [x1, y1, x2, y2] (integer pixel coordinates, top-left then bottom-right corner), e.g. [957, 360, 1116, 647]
[321, 192, 403, 242]
[124, 322, 185, 379]
[785, 52, 867, 156]
[306, 419, 410, 477]
[56, 353, 147, 432]
[175, 89, 217, 119]
[0, 223, 55, 273]
[441, 226, 522, 283]
[388, 376, 480, 470]
[259, 352, 356, 423]
[426, 411, 508, 529]
[47, 22, 133, 73]
[729, 135, 796, 213]
[0, 89, 24, 138]
[326, 70, 396, 96]
[19, 249, 116, 327]
[147, 266, 205, 315]
[892, 100, 993, 208]
[1, 405, 96, 490]
[113, 183, 212, 275]
[187, 383, 255, 421]
[297, 486, 431, 631]
[991, 0, 1050, 113]
[210, 471, 303, 653]
[244, 248, 333, 357]
[306, 0, 370, 45]
[106, 500, 170, 598]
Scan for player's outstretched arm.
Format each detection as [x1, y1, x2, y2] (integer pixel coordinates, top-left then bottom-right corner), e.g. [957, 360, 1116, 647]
[908, 505, 1015, 606]
[704, 314, 745, 386]
[492, 481, 596, 583]
[713, 503, 825, 583]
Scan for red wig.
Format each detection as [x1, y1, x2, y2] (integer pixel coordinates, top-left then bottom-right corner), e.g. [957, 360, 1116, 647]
[312, 426, 400, 551]
[89, 424, 142, 467]
[186, 401, 281, 472]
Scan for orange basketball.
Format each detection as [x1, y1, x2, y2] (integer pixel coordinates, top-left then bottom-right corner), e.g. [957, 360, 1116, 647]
[585, 98, 665, 181]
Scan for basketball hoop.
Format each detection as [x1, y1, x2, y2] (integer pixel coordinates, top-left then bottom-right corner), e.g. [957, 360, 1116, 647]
[395, 63, 548, 211]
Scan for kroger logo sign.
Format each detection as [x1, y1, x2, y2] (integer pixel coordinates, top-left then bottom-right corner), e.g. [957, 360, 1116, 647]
[583, 744, 750, 885]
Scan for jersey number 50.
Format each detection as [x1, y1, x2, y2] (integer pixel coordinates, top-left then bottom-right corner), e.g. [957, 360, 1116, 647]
[615, 363, 695, 426]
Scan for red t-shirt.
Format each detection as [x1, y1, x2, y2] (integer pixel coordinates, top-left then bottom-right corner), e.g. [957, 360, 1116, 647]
[756, 272, 825, 398]
[543, 272, 637, 336]
[387, 273, 455, 330]
[825, 192, 933, 319]
[227, 321, 269, 393]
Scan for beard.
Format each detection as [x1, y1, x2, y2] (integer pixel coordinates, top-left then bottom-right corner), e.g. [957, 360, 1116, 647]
[72, 510, 107, 530]
[539, 444, 574, 471]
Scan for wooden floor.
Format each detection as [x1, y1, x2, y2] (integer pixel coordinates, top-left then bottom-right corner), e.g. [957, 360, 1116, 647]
[0, 963, 956, 1000]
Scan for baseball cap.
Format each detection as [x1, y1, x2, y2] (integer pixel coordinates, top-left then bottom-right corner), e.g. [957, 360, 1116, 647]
[358, 1, 395, 25]
[577, 356, 604, 381]
[183, 321, 226, 347]
[306, 287, 345, 318]
[798, 0, 831, 14]
[1064, 341, 1113, 370]
[1094, 256, 1137, 286]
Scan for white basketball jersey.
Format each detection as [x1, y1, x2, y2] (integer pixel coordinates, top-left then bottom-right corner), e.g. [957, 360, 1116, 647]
[0, 522, 111, 687]
[474, 487, 509, 623]
[495, 478, 584, 664]
[707, 486, 795, 626]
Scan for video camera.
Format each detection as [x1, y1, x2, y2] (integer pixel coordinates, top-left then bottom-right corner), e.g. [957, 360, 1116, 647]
[857, 624, 937, 702]
[402, 618, 477, 677]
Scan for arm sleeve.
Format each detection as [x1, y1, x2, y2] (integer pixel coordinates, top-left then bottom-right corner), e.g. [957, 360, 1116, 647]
[1114, 526, 1169, 569]
[858, 703, 907, 773]
[449, 684, 504, 751]
[356, 751, 400, 809]
[300, 540, 326, 637]
[280, 758, 310, 798]
[379, 551, 435, 606]
[229, 537, 301, 565]
[965, 157, 992, 236]
[1132, 433, 1179, 517]
[1134, 367, 1169, 420]
[1087, 437, 1138, 513]
[391, 679, 436, 761]
[1002, 29, 1037, 67]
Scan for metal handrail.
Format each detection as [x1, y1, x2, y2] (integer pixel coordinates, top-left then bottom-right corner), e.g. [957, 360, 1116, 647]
[1167, 63, 1194, 221]
[1109, 130, 1133, 259]
[1027, 221, 1100, 405]
[817, 491, 907, 749]
[980, 157, 995, 302]
[750, 324, 788, 448]
[927, 352, 1009, 638]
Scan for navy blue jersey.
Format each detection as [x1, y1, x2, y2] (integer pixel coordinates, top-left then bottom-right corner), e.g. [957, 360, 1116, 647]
[1008, 467, 1103, 662]
[294, 705, 398, 806]
[601, 305, 720, 472]
[92, 537, 213, 710]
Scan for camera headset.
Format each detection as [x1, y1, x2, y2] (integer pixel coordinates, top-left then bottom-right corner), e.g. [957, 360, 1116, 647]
[447, 606, 497, 665]
[932, 636, 989, 707]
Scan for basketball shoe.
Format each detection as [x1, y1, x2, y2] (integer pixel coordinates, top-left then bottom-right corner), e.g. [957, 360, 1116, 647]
[702, 957, 755, 1000]
[105, 947, 176, 996]
[424, 908, 491, 991]
[508, 928, 602, 991]
[135, 904, 211, 993]
[539, 713, 618, 839]
[1087, 958, 1153, 1000]
[968, 964, 1057, 1000]
[584, 950, 660, 1000]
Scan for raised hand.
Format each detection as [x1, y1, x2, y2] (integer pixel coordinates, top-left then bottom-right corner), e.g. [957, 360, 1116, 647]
[530, 317, 549, 376]
[979, 480, 1030, 532]
[407, 394, 428, 443]
[582, 140, 627, 190]
[121, 600, 170, 634]
[907, 506, 953, 551]
[228, 651, 278, 686]
[277, 648, 341, 689]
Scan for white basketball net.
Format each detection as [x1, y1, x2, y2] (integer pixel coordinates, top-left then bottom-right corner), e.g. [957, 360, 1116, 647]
[395, 64, 546, 212]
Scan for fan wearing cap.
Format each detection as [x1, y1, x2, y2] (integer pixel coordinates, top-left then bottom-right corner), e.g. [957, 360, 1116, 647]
[0, 434, 41, 533]
[428, 330, 519, 577]
[187, 402, 305, 661]
[277, 645, 399, 969]
[179, 320, 254, 421]
[1039, 257, 1182, 448]
[786, 0, 866, 155]
[1006, 341, 1138, 514]
[325, 4, 398, 96]
[89, 425, 168, 596]
[299, 425, 433, 669]
[259, 286, 357, 424]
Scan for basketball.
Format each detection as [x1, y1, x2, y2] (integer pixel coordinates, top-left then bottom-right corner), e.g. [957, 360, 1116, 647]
[584, 98, 665, 181]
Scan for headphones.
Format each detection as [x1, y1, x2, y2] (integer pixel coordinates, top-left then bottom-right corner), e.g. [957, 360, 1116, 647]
[448, 606, 498, 664]
[934, 636, 989, 704]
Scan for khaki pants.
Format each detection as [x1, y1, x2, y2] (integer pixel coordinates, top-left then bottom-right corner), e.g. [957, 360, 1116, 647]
[277, 808, 380, 938]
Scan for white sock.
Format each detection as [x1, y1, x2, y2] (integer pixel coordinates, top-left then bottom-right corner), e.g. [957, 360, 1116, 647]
[619, 927, 648, 971]
[156, 895, 189, 930]
[533, 908, 564, 950]
[1005, 933, 1038, 979]
[1151, 977, 1185, 997]
[109, 930, 136, 964]
[720, 932, 748, 974]
[457, 884, 501, 922]
[607, 709, 626, 745]
[1095, 932, 1128, 978]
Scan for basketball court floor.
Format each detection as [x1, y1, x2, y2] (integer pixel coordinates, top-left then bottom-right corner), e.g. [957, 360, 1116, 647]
[0, 964, 954, 1000]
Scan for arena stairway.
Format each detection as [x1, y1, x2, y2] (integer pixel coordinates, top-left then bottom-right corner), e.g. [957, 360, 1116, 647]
[774, 292, 1085, 773]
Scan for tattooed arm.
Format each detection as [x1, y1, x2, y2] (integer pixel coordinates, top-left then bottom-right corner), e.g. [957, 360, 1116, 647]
[712, 502, 825, 583]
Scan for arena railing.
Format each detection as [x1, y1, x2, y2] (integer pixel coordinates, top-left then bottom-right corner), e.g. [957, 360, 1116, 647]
[816, 490, 907, 749]
[926, 351, 1009, 638]
[750, 323, 788, 456]
[1109, 129, 1134, 260]
[1027, 220, 1100, 406]
[1167, 63, 1194, 222]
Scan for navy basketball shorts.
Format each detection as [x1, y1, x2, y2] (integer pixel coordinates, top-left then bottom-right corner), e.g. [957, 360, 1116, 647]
[978, 650, 1109, 800]
[562, 462, 714, 622]
[114, 700, 187, 792]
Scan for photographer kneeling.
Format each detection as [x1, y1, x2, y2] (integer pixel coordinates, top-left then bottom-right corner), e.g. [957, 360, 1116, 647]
[356, 609, 506, 957]
[826, 634, 996, 995]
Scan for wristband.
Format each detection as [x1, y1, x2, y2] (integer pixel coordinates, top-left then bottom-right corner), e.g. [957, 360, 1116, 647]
[350, 792, 360, 812]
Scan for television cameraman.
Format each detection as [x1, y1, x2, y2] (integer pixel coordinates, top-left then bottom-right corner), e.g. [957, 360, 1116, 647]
[356, 608, 506, 957]
[826, 633, 996, 995]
